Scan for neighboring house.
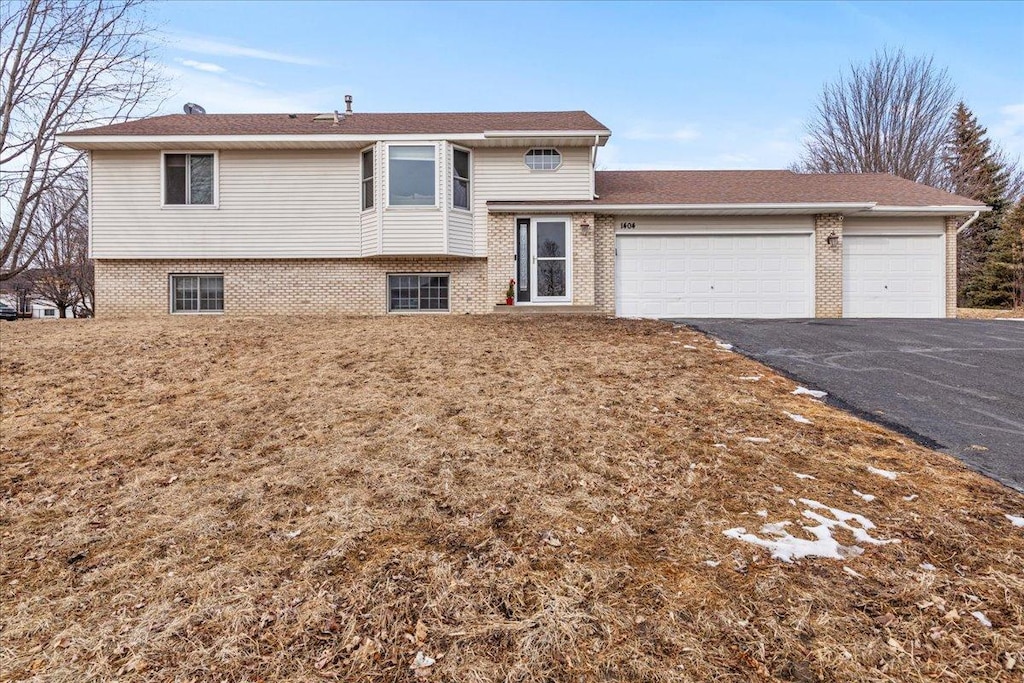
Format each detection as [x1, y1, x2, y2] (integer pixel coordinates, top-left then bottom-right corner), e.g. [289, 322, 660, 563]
[0, 294, 59, 319]
[58, 104, 987, 319]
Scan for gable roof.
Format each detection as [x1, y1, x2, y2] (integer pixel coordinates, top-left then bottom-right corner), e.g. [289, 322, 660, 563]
[63, 111, 610, 137]
[592, 170, 983, 208]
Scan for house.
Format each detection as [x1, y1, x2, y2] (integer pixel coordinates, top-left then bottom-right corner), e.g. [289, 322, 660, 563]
[0, 274, 61, 319]
[58, 103, 986, 319]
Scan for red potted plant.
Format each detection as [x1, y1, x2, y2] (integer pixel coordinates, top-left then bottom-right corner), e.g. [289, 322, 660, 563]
[506, 279, 515, 306]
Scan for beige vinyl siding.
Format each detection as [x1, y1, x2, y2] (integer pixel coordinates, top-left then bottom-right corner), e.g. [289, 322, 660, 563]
[843, 216, 945, 234]
[611, 215, 815, 234]
[447, 210, 474, 255]
[380, 211, 445, 254]
[359, 211, 379, 256]
[472, 146, 593, 255]
[91, 149, 360, 258]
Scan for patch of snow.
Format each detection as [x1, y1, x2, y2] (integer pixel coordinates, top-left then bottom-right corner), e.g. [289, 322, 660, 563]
[903, 494, 918, 502]
[971, 611, 992, 628]
[743, 437, 770, 443]
[852, 489, 876, 502]
[793, 386, 827, 399]
[772, 485, 784, 493]
[793, 472, 816, 480]
[723, 498, 898, 563]
[715, 342, 734, 351]
[1005, 514, 1024, 527]
[867, 466, 898, 480]
[683, 344, 698, 350]
[713, 443, 727, 449]
[285, 529, 302, 539]
[920, 563, 936, 571]
[756, 510, 768, 518]
[703, 560, 721, 567]
[670, 341, 682, 345]
[785, 411, 813, 425]
[738, 375, 762, 382]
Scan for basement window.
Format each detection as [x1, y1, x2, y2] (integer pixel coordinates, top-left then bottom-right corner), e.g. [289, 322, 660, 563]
[170, 274, 224, 313]
[388, 274, 449, 313]
[163, 152, 216, 205]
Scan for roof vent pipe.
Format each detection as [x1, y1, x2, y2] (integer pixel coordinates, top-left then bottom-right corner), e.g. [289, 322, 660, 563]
[345, 95, 353, 114]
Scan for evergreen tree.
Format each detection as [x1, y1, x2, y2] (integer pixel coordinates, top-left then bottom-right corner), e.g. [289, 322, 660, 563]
[974, 199, 1024, 309]
[943, 103, 1012, 307]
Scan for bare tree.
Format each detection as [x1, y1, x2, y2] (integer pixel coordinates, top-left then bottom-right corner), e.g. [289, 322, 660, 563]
[795, 50, 956, 186]
[34, 180, 89, 316]
[1, 0, 160, 281]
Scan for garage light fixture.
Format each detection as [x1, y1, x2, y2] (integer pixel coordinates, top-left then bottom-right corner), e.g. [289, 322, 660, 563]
[826, 231, 840, 248]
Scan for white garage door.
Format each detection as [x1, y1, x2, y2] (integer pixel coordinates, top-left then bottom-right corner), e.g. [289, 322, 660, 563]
[615, 234, 814, 318]
[843, 235, 944, 318]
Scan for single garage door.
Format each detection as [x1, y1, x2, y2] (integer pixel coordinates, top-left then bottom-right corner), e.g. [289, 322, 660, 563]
[843, 235, 944, 317]
[616, 234, 814, 318]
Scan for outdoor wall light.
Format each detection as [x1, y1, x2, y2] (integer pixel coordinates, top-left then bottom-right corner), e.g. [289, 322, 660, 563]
[826, 231, 840, 248]
[580, 220, 591, 236]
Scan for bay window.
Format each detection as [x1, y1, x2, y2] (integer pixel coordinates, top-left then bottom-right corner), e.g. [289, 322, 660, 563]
[388, 145, 435, 206]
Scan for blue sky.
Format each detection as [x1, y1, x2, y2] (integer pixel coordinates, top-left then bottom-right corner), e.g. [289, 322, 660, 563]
[151, 1, 1024, 170]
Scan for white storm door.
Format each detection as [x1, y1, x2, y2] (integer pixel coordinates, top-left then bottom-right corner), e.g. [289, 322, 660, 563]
[531, 218, 571, 303]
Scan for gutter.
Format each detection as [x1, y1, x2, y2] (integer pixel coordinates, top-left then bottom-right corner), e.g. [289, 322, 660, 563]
[487, 202, 877, 213]
[956, 210, 983, 235]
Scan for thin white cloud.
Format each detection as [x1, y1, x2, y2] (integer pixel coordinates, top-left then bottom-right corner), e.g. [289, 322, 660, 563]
[177, 58, 226, 74]
[991, 102, 1024, 162]
[164, 33, 323, 67]
[158, 64, 338, 114]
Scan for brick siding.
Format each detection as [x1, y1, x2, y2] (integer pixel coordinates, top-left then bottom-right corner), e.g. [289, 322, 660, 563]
[814, 213, 844, 318]
[594, 214, 617, 313]
[95, 257, 489, 317]
[944, 215, 961, 318]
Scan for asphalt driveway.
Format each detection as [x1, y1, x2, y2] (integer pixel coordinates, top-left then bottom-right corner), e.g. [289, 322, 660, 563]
[674, 319, 1024, 492]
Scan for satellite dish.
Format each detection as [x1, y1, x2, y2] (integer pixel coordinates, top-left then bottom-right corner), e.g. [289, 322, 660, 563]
[183, 102, 206, 115]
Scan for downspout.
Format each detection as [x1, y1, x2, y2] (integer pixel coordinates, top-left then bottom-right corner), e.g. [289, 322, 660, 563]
[955, 210, 981, 235]
[591, 134, 598, 198]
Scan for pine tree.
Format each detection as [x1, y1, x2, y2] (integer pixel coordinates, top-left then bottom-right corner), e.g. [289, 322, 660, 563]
[943, 103, 1013, 307]
[975, 199, 1024, 309]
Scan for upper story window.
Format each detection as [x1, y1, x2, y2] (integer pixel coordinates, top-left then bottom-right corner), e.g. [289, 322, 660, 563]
[361, 147, 374, 211]
[525, 148, 561, 171]
[452, 148, 470, 210]
[388, 145, 435, 206]
[164, 153, 215, 205]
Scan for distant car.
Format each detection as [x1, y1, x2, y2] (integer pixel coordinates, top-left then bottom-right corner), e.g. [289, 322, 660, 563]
[0, 304, 18, 321]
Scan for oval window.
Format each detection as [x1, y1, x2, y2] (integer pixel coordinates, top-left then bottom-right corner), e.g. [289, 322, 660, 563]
[525, 148, 561, 171]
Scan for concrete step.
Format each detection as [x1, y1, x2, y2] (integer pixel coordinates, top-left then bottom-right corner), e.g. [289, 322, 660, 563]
[493, 304, 603, 315]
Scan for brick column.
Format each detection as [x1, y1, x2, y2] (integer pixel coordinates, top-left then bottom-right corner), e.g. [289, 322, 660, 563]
[594, 215, 617, 314]
[570, 212, 596, 305]
[814, 213, 844, 318]
[944, 215, 962, 318]
[486, 212, 516, 304]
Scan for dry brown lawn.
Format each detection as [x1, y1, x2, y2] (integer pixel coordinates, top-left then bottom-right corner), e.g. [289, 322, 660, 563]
[958, 308, 1024, 319]
[1, 316, 1022, 682]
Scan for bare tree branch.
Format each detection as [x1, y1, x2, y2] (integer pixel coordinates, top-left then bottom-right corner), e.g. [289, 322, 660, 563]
[1, 0, 162, 280]
[795, 49, 956, 186]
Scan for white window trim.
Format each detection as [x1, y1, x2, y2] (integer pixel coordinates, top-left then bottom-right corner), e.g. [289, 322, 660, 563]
[161, 150, 219, 208]
[384, 142, 439, 210]
[524, 148, 562, 172]
[168, 273, 225, 314]
[360, 145, 375, 213]
[451, 144, 472, 212]
[386, 272, 451, 314]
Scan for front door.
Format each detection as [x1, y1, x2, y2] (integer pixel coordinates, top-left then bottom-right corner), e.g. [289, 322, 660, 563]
[530, 217, 571, 303]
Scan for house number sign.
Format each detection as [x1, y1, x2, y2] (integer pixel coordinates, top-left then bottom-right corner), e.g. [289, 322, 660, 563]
[619, 221, 637, 230]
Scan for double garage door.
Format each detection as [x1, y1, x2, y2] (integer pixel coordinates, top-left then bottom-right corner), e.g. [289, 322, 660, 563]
[616, 234, 814, 318]
[616, 232, 945, 318]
